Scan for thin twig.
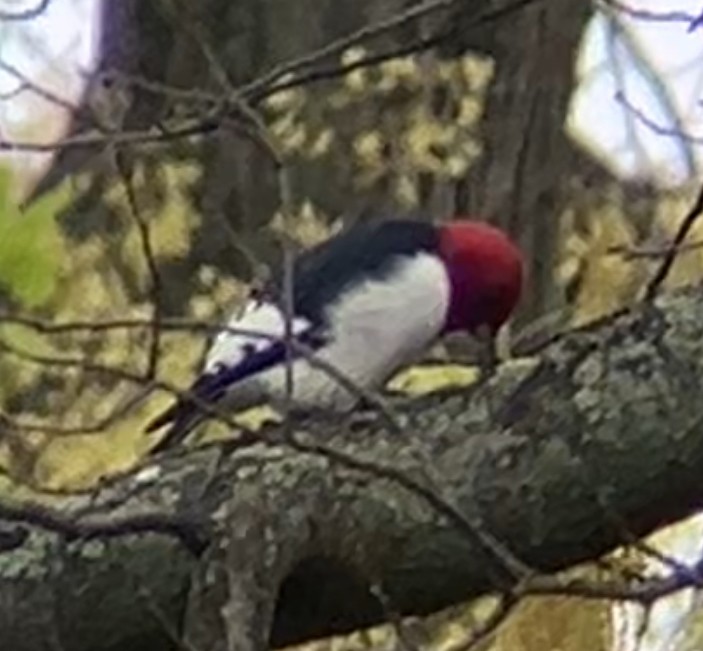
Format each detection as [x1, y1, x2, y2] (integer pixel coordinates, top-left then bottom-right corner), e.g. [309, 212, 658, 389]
[616, 92, 703, 145]
[4, 338, 535, 593]
[0, 0, 546, 157]
[0, 59, 77, 111]
[254, 32, 446, 102]
[599, 0, 698, 25]
[101, 69, 218, 105]
[608, 239, 703, 260]
[593, 484, 703, 588]
[291, 340, 404, 435]
[603, 11, 694, 178]
[221, 88, 519, 591]
[519, 561, 703, 604]
[0, 82, 27, 101]
[0, 308, 406, 434]
[0, 336, 244, 438]
[645, 182, 703, 300]
[244, 0, 545, 105]
[164, 0, 236, 96]
[0, 312, 258, 336]
[238, 0, 461, 101]
[166, 0, 301, 430]
[113, 154, 162, 379]
[280, 226, 296, 429]
[0, 0, 51, 21]
[0, 118, 218, 152]
[0, 498, 204, 554]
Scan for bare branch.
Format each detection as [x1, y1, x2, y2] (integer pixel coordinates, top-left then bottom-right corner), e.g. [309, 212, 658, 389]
[0, 494, 204, 553]
[600, 0, 698, 25]
[0, 312, 264, 337]
[616, 91, 703, 145]
[238, 0, 463, 101]
[0, 335, 246, 439]
[0, 0, 546, 158]
[606, 92, 703, 299]
[113, 155, 163, 379]
[4, 286, 703, 647]
[521, 559, 703, 605]
[0, 81, 26, 101]
[0, 301, 534, 590]
[609, 239, 703, 260]
[0, 59, 77, 111]
[243, 0, 547, 104]
[0, 0, 50, 21]
[101, 69, 217, 105]
[257, 33, 445, 101]
[602, 11, 695, 178]
[645, 182, 703, 300]
[0, 116, 219, 152]
[5, 1, 701, 645]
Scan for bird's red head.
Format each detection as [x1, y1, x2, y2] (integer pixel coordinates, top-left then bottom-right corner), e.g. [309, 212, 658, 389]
[438, 219, 523, 334]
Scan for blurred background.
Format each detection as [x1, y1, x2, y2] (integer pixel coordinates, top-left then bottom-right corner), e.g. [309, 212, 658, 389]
[1, 1, 703, 650]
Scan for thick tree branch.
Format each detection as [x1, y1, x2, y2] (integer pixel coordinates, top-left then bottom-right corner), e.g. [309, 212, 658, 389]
[1, 286, 703, 650]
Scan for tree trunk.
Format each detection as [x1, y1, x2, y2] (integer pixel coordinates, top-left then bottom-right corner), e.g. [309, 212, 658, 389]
[31, 0, 595, 321]
[466, 0, 593, 325]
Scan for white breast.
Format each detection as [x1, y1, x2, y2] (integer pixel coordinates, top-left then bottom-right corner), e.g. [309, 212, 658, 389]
[257, 253, 451, 410]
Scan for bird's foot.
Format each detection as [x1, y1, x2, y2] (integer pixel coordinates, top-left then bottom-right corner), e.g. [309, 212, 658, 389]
[347, 407, 379, 430]
[474, 325, 500, 381]
[345, 393, 412, 430]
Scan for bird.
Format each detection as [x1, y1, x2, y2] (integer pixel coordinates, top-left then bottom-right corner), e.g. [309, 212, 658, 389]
[145, 217, 523, 453]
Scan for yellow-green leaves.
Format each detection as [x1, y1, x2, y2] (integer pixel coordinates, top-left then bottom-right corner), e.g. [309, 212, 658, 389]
[0, 167, 68, 307]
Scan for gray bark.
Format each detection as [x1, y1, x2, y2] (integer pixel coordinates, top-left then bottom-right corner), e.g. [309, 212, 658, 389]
[0, 286, 703, 650]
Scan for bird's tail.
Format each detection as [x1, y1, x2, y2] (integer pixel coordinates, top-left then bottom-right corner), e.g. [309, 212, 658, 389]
[145, 373, 226, 454]
[146, 328, 323, 453]
[144, 402, 181, 434]
[147, 411, 206, 455]
[145, 398, 208, 455]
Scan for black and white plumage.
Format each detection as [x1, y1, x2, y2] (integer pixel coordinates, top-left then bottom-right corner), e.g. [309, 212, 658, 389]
[146, 218, 523, 453]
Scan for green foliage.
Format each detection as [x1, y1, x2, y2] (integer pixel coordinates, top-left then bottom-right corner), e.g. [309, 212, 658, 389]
[0, 167, 68, 307]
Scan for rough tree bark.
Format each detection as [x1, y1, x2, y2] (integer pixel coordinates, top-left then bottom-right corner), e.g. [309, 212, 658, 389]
[1, 285, 703, 651]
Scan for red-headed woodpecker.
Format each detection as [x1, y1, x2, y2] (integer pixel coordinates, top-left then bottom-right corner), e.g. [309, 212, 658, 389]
[146, 218, 523, 452]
